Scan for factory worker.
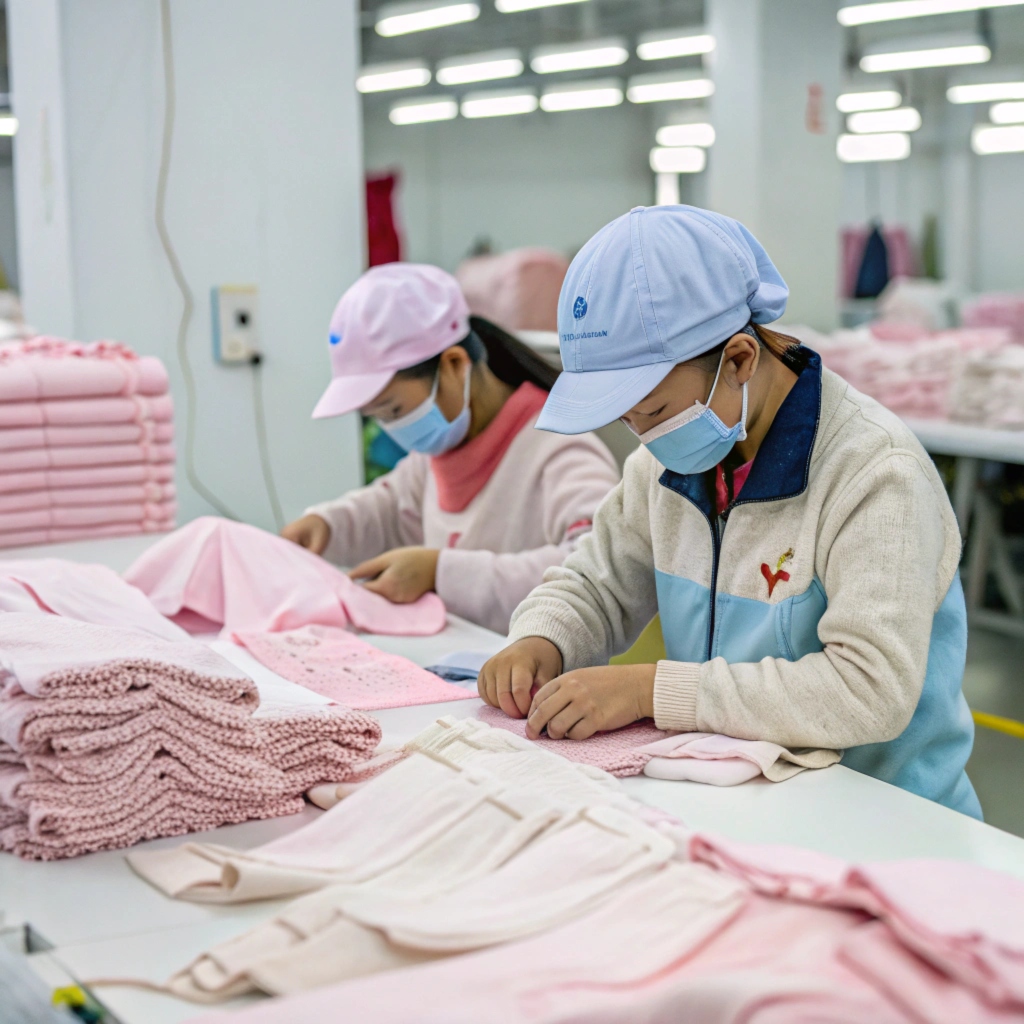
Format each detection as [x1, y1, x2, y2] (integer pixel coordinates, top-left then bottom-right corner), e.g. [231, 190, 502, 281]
[282, 263, 619, 635]
[478, 205, 980, 818]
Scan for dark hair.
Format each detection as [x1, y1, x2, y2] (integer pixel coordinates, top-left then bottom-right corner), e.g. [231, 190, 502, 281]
[395, 315, 560, 392]
[690, 322, 800, 371]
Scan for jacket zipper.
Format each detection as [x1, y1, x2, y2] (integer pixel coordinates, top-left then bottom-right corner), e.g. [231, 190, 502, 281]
[708, 511, 728, 661]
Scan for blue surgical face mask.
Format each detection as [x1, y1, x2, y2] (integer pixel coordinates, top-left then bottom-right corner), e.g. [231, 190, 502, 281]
[377, 364, 471, 456]
[634, 349, 748, 475]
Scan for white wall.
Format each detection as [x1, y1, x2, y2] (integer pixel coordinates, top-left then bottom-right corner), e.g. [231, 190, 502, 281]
[363, 101, 657, 272]
[8, 0, 366, 529]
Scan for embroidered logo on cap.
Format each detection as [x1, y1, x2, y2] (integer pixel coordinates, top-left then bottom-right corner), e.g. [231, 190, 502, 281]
[329, 334, 342, 346]
[572, 296, 588, 319]
[761, 548, 794, 598]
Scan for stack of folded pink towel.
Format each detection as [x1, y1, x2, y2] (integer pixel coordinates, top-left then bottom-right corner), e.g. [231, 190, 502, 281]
[0, 614, 382, 860]
[961, 291, 1024, 345]
[0, 337, 177, 549]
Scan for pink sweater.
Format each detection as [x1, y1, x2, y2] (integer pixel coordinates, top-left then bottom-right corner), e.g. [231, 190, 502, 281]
[308, 394, 619, 634]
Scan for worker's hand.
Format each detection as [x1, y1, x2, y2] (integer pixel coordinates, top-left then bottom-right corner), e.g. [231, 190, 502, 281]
[526, 664, 657, 741]
[349, 546, 440, 603]
[478, 637, 563, 720]
[281, 514, 331, 555]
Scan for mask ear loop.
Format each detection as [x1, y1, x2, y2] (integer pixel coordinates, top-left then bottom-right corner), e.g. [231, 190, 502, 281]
[707, 347, 749, 440]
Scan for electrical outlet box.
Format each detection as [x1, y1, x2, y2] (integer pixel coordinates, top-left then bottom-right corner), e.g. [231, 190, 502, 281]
[211, 285, 259, 364]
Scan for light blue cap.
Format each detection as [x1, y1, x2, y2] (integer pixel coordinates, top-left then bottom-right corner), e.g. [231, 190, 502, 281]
[536, 204, 789, 434]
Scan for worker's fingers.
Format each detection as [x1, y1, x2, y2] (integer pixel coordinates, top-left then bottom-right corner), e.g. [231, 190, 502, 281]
[543, 704, 587, 742]
[511, 661, 537, 718]
[525, 685, 573, 740]
[565, 715, 598, 741]
[349, 555, 390, 581]
[308, 525, 330, 555]
[527, 677, 560, 717]
[477, 663, 499, 707]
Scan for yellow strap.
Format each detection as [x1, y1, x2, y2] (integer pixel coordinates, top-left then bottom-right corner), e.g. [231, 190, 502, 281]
[972, 709, 1024, 740]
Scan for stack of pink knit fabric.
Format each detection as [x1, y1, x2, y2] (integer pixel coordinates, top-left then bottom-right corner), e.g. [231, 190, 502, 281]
[0, 337, 177, 549]
[0, 613, 381, 860]
[961, 292, 1024, 345]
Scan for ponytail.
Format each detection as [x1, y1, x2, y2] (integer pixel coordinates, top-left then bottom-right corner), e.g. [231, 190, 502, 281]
[469, 316, 560, 392]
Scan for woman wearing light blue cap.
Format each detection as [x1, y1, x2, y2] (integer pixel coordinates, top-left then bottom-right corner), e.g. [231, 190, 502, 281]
[479, 204, 980, 818]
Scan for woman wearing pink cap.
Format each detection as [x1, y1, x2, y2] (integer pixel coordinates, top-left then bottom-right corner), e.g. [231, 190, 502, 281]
[282, 263, 619, 635]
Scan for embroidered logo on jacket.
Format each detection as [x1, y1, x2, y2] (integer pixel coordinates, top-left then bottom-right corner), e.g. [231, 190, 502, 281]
[761, 548, 794, 598]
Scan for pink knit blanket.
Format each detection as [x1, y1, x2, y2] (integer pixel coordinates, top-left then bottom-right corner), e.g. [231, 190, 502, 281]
[0, 462, 174, 496]
[126, 517, 446, 638]
[234, 626, 476, 711]
[0, 393, 173, 429]
[0, 521, 174, 550]
[0, 481, 176, 513]
[0, 420, 173, 451]
[0, 441, 175, 473]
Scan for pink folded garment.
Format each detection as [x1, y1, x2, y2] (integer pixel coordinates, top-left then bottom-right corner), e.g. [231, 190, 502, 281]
[476, 705, 668, 777]
[0, 442, 175, 473]
[0, 461, 175, 495]
[0, 338, 168, 401]
[0, 393, 173, 429]
[0, 558, 188, 641]
[0, 521, 174, 551]
[125, 517, 446, 638]
[0, 420, 174, 451]
[0, 500, 177, 533]
[0, 481, 176, 513]
[234, 626, 475, 710]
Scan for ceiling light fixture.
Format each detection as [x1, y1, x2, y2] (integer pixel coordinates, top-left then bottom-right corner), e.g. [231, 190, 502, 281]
[847, 106, 922, 132]
[836, 89, 902, 112]
[627, 71, 715, 104]
[496, 0, 591, 11]
[839, 1, 1024, 28]
[655, 172, 681, 206]
[656, 122, 716, 147]
[461, 89, 538, 118]
[972, 122, 1024, 152]
[0, 115, 17, 137]
[948, 80, 1024, 102]
[837, 131, 912, 161]
[356, 61, 432, 93]
[860, 33, 990, 72]
[531, 39, 629, 74]
[636, 30, 715, 61]
[990, 100, 1024, 122]
[375, 1, 479, 37]
[436, 49, 523, 85]
[650, 146, 707, 173]
[540, 79, 624, 111]
[389, 97, 459, 124]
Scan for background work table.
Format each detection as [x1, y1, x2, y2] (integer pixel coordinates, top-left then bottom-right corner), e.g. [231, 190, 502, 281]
[3, 534, 1024, 1024]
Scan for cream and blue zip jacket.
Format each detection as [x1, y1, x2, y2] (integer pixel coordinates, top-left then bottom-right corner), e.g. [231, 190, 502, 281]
[509, 348, 981, 818]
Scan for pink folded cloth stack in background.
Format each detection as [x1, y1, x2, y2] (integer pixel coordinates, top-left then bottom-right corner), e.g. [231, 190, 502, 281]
[0, 613, 382, 860]
[0, 337, 177, 548]
[961, 292, 1024, 345]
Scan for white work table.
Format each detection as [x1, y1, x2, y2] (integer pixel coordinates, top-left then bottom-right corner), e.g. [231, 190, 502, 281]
[3, 534, 1024, 1024]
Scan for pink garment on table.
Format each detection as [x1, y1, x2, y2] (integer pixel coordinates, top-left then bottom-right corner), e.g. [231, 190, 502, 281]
[234, 626, 475, 710]
[0, 420, 173, 451]
[961, 292, 1024, 345]
[0, 337, 168, 401]
[0, 521, 174, 551]
[0, 392, 173, 429]
[476, 705, 668, 777]
[0, 461, 175, 495]
[0, 482, 176, 514]
[0, 501, 176, 533]
[125, 517, 446, 638]
[0, 559, 188, 641]
[0, 442, 175, 473]
[455, 248, 569, 332]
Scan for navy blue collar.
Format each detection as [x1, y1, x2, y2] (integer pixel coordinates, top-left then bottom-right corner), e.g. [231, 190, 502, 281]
[659, 347, 822, 516]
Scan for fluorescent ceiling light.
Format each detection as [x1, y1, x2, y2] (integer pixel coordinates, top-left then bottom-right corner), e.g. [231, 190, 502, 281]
[860, 34, 990, 72]
[839, 1, 1024, 27]
[389, 97, 459, 124]
[837, 131, 911, 161]
[356, 61, 431, 93]
[496, 0, 591, 11]
[991, 100, 1024, 122]
[836, 89, 902, 112]
[436, 50, 523, 85]
[847, 106, 922, 132]
[0, 115, 17, 137]
[531, 39, 629, 74]
[948, 80, 1024, 102]
[540, 79, 623, 111]
[461, 89, 538, 118]
[656, 122, 716, 147]
[972, 122, 1024, 152]
[376, 1, 479, 37]
[650, 146, 707, 173]
[636, 30, 715, 61]
[627, 72, 715, 104]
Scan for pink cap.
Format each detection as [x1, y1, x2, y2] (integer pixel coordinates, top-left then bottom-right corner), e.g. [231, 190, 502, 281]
[312, 263, 471, 419]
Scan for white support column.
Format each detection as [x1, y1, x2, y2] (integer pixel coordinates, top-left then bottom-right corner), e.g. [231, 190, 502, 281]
[706, 0, 843, 330]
